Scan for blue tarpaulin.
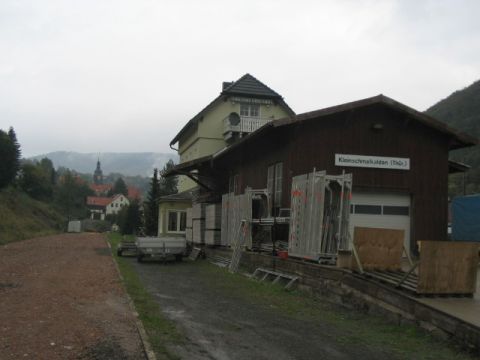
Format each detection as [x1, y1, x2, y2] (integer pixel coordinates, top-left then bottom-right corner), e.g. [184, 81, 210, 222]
[451, 194, 480, 242]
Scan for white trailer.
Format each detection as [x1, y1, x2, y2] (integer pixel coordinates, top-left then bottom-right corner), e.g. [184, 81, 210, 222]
[136, 237, 187, 262]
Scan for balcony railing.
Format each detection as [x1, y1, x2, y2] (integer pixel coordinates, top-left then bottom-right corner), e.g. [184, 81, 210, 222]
[223, 116, 272, 137]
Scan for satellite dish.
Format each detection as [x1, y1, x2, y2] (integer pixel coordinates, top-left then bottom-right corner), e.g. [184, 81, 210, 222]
[228, 112, 241, 126]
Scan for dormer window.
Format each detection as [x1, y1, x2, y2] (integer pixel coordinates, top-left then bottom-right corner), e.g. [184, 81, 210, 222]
[240, 103, 260, 117]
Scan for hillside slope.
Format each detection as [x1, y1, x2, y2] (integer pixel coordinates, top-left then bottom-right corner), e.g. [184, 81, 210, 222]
[425, 80, 480, 195]
[30, 151, 178, 177]
[0, 188, 65, 245]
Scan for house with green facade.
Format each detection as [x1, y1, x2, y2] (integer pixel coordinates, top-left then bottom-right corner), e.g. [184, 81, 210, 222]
[158, 74, 294, 237]
[170, 73, 295, 192]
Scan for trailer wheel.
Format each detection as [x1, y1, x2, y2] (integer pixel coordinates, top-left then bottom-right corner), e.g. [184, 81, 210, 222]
[117, 249, 122, 257]
[175, 254, 183, 262]
[137, 254, 143, 263]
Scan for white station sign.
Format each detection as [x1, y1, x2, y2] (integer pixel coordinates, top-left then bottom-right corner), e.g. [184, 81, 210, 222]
[335, 154, 410, 170]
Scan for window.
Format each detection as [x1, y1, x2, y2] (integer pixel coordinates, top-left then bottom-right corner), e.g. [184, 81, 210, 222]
[383, 206, 409, 216]
[354, 205, 382, 215]
[351, 204, 410, 216]
[240, 104, 260, 117]
[167, 210, 187, 233]
[274, 162, 283, 208]
[229, 173, 239, 194]
[267, 162, 283, 215]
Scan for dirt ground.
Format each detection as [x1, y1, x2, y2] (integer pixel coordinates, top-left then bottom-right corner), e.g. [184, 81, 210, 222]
[0, 233, 144, 360]
[132, 259, 402, 360]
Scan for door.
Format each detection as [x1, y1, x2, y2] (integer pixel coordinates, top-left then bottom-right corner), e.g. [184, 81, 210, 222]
[349, 192, 411, 252]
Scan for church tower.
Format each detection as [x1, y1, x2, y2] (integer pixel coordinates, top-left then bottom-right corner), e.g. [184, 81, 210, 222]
[93, 159, 104, 185]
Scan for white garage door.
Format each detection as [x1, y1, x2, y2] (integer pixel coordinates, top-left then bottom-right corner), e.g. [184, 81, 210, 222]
[349, 192, 411, 251]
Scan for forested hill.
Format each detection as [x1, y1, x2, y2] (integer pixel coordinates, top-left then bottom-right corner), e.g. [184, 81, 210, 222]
[425, 80, 480, 196]
[30, 151, 178, 177]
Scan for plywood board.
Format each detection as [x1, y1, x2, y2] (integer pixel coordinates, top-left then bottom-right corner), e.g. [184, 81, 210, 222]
[205, 230, 221, 246]
[353, 227, 404, 271]
[242, 192, 253, 249]
[288, 174, 308, 258]
[220, 192, 254, 248]
[192, 219, 205, 244]
[205, 203, 222, 230]
[417, 241, 479, 294]
[221, 193, 231, 246]
[186, 208, 193, 228]
[192, 203, 206, 220]
[288, 172, 326, 260]
[185, 227, 193, 242]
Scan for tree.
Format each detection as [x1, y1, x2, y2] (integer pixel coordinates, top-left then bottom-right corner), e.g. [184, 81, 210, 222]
[118, 200, 142, 235]
[109, 177, 128, 196]
[144, 168, 160, 236]
[18, 158, 57, 201]
[39, 158, 56, 186]
[8, 127, 21, 172]
[18, 161, 53, 201]
[54, 170, 93, 220]
[159, 160, 178, 196]
[0, 128, 21, 189]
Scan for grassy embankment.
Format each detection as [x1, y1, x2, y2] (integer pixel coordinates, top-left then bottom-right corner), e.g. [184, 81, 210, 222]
[107, 233, 183, 360]
[0, 187, 65, 245]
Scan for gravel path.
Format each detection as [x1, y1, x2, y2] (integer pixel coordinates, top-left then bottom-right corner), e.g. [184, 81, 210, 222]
[0, 233, 144, 360]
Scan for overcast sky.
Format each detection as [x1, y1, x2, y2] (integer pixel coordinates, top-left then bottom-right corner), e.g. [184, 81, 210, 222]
[1, 0, 479, 157]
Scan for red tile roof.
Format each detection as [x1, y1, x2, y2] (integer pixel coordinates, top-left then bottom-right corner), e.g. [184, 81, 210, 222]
[86, 196, 112, 207]
[127, 186, 141, 200]
[90, 184, 113, 195]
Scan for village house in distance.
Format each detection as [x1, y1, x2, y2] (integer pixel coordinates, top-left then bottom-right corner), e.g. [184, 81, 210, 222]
[86, 160, 140, 220]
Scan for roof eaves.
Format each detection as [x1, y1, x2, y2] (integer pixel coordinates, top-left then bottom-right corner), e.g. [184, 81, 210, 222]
[163, 155, 213, 177]
[170, 95, 225, 146]
[272, 94, 477, 149]
[212, 122, 276, 162]
[159, 188, 196, 202]
[448, 160, 471, 174]
[378, 95, 478, 148]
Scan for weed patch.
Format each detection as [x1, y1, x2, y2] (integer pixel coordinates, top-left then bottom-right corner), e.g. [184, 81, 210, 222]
[0, 187, 64, 244]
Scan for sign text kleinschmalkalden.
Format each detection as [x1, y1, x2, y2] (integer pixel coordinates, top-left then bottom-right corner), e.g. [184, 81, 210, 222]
[335, 154, 410, 170]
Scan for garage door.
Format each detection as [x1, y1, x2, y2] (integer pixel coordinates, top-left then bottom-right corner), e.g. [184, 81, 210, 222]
[349, 192, 411, 252]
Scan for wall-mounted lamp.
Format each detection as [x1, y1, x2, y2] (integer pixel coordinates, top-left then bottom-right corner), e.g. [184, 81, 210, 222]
[371, 123, 384, 131]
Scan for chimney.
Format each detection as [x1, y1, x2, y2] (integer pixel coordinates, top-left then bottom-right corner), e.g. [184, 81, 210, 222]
[222, 81, 233, 91]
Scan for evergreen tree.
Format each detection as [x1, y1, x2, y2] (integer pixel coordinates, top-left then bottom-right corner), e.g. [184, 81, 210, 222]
[145, 168, 160, 236]
[110, 177, 128, 196]
[8, 127, 21, 174]
[118, 200, 142, 235]
[0, 128, 20, 189]
[159, 160, 178, 196]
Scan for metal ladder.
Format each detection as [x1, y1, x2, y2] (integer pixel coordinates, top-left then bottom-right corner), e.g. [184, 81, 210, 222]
[229, 220, 248, 273]
[252, 268, 298, 290]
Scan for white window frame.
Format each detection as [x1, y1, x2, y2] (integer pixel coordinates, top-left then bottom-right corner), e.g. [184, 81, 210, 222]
[229, 173, 239, 194]
[240, 103, 260, 117]
[166, 210, 187, 234]
[267, 162, 283, 215]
